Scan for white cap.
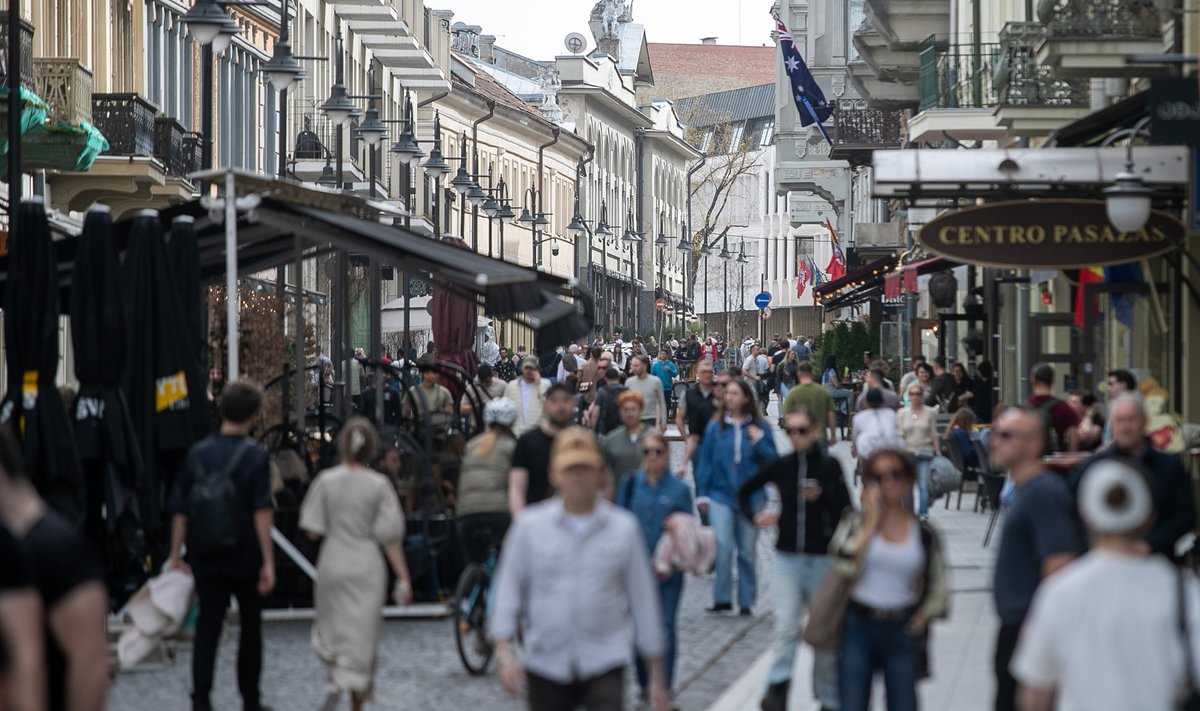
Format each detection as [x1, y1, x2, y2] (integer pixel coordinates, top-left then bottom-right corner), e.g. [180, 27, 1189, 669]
[1078, 459, 1153, 534]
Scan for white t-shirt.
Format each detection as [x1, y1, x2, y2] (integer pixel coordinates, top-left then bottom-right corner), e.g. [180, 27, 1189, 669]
[852, 408, 903, 459]
[851, 521, 924, 609]
[1012, 551, 1200, 711]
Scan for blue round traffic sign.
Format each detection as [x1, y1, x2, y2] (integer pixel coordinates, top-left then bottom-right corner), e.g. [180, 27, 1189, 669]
[754, 291, 772, 309]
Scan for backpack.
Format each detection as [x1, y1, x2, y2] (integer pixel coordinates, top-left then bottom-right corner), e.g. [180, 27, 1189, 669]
[186, 438, 253, 556]
[1037, 397, 1062, 455]
[596, 384, 628, 435]
[539, 352, 561, 379]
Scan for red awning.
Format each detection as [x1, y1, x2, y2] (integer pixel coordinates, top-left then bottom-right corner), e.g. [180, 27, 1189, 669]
[813, 256, 898, 298]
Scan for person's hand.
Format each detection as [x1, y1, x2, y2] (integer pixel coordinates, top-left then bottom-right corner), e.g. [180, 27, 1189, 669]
[961, 391, 973, 400]
[906, 612, 930, 636]
[697, 500, 709, 516]
[393, 579, 413, 606]
[802, 485, 823, 501]
[675, 464, 688, 478]
[861, 487, 883, 526]
[649, 681, 671, 711]
[746, 424, 762, 441]
[657, 420, 665, 432]
[498, 655, 526, 698]
[753, 511, 779, 528]
[257, 562, 276, 596]
[169, 556, 191, 576]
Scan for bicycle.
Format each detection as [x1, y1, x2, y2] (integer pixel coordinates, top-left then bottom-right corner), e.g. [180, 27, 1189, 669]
[454, 526, 501, 675]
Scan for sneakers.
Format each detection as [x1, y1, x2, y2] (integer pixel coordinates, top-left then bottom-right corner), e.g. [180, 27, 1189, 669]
[760, 680, 790, 711]
[706, 603, 733, 613]
[739, 607, 754, 617]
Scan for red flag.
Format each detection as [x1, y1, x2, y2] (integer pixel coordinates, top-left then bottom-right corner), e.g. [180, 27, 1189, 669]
[824, 218, 846, 281]
[1073, 267, 1104, 328]
[797, 258, 810, 297]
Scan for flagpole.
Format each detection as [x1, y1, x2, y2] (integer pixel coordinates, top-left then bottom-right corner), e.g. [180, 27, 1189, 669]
[799, 93, 833, 147]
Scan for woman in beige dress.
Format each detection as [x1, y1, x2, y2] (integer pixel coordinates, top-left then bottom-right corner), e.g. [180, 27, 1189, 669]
[300, 417, 413, 711]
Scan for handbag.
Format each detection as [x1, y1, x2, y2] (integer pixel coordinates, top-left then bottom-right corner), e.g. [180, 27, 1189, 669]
[803, 567, 852, 650]
[1177, 568, 1200, 710]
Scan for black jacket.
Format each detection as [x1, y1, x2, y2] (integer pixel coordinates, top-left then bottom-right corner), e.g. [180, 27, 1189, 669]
[1069, 440, 1196, 562]
[738, 447, 851, 554]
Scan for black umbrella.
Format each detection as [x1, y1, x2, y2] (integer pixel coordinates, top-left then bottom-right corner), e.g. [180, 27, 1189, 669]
[1, 198, 84, 523]
[71, 205, 144, 542]
[166, 215, 210, 441]
[121, 209, 197, 549]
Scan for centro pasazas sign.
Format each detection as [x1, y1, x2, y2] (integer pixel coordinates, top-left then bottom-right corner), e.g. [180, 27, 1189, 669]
[918, 199, 1184, 269]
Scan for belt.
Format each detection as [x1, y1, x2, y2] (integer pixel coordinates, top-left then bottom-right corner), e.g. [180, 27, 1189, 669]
[848, 599, 915, 622]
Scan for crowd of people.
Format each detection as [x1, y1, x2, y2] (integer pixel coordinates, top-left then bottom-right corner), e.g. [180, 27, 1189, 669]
[4, 324, 1199, 711]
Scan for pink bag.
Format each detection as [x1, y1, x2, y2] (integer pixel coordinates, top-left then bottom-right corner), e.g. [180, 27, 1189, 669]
[653, 513, 715, 576]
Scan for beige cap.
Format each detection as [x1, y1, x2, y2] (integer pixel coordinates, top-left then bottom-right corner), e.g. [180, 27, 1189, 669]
[550, 426, 605, 471]
[600, 351, 614, 361]
[521, 355, 540, 370]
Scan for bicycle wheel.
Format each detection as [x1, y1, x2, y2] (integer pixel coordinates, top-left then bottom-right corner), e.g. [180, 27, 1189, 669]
[453, 564, 494, 675]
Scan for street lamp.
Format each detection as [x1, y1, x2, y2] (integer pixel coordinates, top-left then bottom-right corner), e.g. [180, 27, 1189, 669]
[622, 208, 643, 242]
[420, 112, 450, 179]
[262, 37, 304, 92]
[354, 72, 388, 148]
[182, 0, 229, 46]
[655, 210, 670, 247]
[1105, 170, 1153, 233]
[320, 32, 355, 128]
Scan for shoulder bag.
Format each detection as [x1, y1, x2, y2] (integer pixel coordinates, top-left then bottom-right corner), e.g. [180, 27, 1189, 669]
[803, 565, 852, 651]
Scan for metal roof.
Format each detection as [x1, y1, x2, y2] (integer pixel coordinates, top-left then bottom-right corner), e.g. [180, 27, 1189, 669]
[674, 83, 774, 128]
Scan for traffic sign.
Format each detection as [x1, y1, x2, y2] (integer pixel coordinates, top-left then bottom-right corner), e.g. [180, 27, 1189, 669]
[762, 307, 773, 320]
[655, 297, 666, 311]
[754, 291, 772, 309]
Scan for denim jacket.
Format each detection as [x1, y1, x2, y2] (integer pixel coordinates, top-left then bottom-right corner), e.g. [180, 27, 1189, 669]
[695, 416, 778, 510]
[616, 469, 694, 557]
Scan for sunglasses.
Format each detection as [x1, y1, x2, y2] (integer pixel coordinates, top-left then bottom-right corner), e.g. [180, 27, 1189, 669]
[784, 426, 810, 436]
[642, 447, 665, 456]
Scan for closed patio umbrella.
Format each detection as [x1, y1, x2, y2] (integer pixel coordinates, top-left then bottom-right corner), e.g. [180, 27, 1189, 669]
[430, 235, 480, 395]
[2, 198, 83, 523]
[71, 206, 144, 536]
[166, 215, 210, 441]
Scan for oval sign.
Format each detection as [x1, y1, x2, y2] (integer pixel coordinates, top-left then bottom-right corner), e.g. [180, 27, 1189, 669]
[917, 199, 1184, 269]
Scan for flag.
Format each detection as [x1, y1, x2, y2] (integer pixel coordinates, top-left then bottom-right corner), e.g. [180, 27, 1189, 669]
[824, 218, 846, 281]
[809, 256, 824, 286]
[1073, 267, 1104, 328]
[1104, 263, 1142, 330]
[797, 257, 810, 298]
[773, 13, 832, 145]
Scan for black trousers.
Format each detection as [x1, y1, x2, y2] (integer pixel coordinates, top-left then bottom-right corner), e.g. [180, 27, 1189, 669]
[527, 667, 624, 711]
[994, 622, 1021, 711]
[192, 575, 265, 711]
[457, 512, 511, 566]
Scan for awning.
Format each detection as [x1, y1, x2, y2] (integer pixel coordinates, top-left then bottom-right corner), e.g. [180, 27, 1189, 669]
[0, 172, 594, 342]
[814, 255, 898, 310]
[1046, 90, 1147, 148]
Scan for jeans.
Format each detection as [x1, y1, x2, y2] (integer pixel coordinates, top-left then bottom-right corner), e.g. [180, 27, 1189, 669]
[528, 667, 623, 711]
[838, 606, 919, 711]
[913, 456, 932, 517]
[766, 553, 840, 709]
[994, 623, 1021, 711]
[779, 382, 793, 401]
[708, 499, 758, 608]
[636, 573, 685, 695]
[192, 576, 265, 711]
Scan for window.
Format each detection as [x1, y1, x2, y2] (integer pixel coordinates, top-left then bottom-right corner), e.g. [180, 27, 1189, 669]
[847, 0, 865, 62]
[727, 122, 745, 153]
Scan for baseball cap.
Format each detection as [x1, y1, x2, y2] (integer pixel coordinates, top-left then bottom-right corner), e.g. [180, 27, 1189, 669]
[550, 426, 604, 471]
[521, 355, 539, 370]
[600, 351, 614, 361]
[1078, 459, 1153, 534]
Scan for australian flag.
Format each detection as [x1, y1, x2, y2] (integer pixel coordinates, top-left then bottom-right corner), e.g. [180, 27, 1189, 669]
[774, 13, 832, 144]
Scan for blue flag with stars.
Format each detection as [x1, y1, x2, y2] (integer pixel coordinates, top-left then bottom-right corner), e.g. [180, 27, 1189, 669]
[774, 13, 832, 144]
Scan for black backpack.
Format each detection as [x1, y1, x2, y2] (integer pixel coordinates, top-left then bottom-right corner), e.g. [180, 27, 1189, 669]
[596, 384, 628, 435]
[186, 438, 253, 556]
[1037, 398, 1062, 455]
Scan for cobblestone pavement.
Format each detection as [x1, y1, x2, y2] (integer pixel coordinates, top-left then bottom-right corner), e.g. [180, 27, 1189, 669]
[107, 405, 795, 711]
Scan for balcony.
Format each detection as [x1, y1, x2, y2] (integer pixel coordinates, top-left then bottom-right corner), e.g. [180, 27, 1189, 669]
[48, 92, 195, 216]
[854, 221, 906, 256]
[909, 39, 1008, 144]
[848, 19, 922, 110]
[830, 99, 904, 165]
[864, 0, 950, 50]
[993, 22, 1090, 137]
[848, 60, 919, 111]
[1036, 0, 1167, 77]
[32, 58, 93, 126]
[0, 16, 35, 90]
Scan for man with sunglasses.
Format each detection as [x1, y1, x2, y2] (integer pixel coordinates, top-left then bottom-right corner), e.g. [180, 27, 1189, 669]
[990, 406, 1083, 711]
[674, 361, 722, 478]
[737, 408, 851, 711]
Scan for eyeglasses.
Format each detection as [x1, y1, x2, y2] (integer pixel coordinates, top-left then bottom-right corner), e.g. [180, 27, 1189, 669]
[784, 426, 810, 436]
[715, 381, 729, 388]
[642, 447, 665, 456]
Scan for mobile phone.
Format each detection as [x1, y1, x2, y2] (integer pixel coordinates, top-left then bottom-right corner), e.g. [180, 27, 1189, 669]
[801, 478, 821, 489]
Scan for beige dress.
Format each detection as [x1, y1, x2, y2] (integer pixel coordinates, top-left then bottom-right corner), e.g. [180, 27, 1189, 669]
[299, 464, 406, 696]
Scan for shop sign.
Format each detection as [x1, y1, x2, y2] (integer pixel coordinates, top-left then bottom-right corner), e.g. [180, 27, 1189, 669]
[918, 200, 1184, 269]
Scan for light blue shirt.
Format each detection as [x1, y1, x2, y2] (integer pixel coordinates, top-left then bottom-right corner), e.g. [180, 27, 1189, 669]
[488, 498, 665, 683]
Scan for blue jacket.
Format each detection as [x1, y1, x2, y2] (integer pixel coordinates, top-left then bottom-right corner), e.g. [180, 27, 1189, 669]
[616, 469, 694, 557]
[696, 416, 778, 510]
[650, 359, 677, 392]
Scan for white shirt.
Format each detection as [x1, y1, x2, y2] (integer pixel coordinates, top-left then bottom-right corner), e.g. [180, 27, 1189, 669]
[480, 340, 500, 366]
[1012, 551, 1200, 711]
[851, 521, 924, 609]
[852, 408, 903, 460]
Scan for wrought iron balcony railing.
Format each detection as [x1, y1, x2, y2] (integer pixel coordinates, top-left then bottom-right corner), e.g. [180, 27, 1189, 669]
[1037, 0, 1162, 40]
[995, 22, 1088, 108]
[832, 99, 904, 151]
[155, 117, 202, 178]
[918, 39, 1001, 112]
[0, 16, 35, 90]
[93, 93, 157, 156]
[32, 58, 93, 126]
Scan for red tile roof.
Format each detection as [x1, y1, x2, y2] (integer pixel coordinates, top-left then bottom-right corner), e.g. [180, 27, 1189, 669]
[644, 43, 775, 101]
[456, 59, 544, 121]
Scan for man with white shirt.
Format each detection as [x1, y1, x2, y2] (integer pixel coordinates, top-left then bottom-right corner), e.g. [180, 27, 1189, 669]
[479, 330, 500, 367]
[504, 356, 551, 435]
[490, 427, 670, 711]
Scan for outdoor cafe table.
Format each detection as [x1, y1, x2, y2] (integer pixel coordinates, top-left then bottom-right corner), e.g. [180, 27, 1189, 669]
[1042, 451, 1092, 475]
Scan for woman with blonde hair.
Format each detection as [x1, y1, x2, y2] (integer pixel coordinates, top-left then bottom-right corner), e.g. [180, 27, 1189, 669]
[300, 417, 412, 711]
[456, 399, 519, 564]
